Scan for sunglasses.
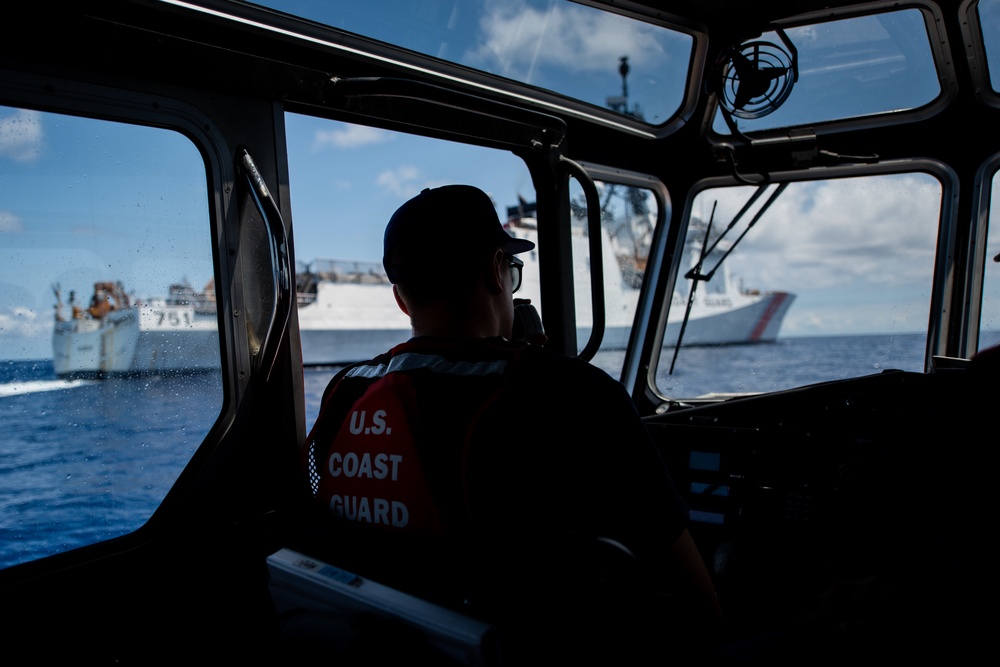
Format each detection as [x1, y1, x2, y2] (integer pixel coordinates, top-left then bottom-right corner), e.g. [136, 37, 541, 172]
[507, 255, 524, 293]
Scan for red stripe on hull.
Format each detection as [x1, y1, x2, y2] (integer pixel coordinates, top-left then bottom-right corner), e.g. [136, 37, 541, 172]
[749, 292, 790, 341]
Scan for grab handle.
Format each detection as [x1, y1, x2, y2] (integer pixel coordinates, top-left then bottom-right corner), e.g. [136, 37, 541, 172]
[559, 157, 605, 359]
[238, 148, 292, 382]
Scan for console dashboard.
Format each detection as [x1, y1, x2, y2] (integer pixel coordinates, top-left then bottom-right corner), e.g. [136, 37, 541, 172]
[644, 367, 981, 643]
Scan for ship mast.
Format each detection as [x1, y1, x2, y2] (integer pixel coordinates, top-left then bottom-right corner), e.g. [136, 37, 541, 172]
[606, 56, 641, 119]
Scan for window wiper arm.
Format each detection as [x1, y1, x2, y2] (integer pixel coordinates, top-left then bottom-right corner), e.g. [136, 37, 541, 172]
[685, 182, 787, 282]
[668, 201, 717, 374]
[668, 182, 787, 374]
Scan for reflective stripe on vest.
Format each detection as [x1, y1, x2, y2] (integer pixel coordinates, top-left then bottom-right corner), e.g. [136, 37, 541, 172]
[343, 351, 509, 380]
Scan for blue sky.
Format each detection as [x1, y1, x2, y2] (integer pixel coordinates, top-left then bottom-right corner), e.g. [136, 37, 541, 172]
[284, 113, 533, 263]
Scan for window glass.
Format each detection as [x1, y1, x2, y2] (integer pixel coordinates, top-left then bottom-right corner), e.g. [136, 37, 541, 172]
[284, 114, 534, 431]
[253, 0, 692, 125]
[656, 173, 941, 399]
[981, 171, 1000, 351]
[712, 9, 940, 134]
[0, 106, 222, 569]
[569, 178, 659, 378]
[980, 0, 1000, 93]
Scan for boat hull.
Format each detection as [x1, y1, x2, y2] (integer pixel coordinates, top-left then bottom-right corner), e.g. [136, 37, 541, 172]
[664, 290, 796, 346]
[52, 308, 140, 379]
[574, 291, 796, 351]
[299, 291, 797, 365]
[52, 302, 220, 378]
[297, 281, 412, 365]
[132, 303, 219, 373]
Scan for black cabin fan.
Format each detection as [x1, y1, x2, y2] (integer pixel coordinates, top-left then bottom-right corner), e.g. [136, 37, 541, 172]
[717, 28, 798, 120]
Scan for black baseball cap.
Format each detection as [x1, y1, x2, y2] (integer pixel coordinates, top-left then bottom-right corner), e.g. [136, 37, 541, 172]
[383, 185, 535, 284]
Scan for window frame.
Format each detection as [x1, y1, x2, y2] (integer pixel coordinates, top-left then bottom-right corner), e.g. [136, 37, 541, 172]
[961, 0, 1000, 109]
[0, 68, 245, 568]
[704, 1, 958, 145]
[568, 161, 673, 388]
[970, 151, 1000, 351]
[644, 158, 960, 404]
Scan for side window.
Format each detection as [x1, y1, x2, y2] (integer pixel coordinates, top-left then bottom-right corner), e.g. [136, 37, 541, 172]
[0, 106, 222, 569]
[656, 173, 942, 398]
[569, 177, 661, 378]
[979, 0, 1000, 95]
[283, 114, 534, 431]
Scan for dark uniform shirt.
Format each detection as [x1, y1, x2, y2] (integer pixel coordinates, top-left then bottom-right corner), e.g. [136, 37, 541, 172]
[303, 336, 688, 634]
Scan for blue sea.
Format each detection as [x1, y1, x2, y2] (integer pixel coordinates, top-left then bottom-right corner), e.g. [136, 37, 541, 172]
[0, 332, 987, 570]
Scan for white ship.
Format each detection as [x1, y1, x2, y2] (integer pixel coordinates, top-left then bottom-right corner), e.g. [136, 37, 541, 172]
[296, 260, 413, 365]
[52, 280, 220, 378]
[296, 203, 794, 365]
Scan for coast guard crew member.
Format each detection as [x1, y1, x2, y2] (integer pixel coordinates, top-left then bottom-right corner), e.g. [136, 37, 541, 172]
[303, 184, 723, 661]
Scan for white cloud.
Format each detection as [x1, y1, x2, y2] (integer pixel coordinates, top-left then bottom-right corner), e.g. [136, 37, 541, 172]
[0, 306, 44, 337]
[698, 174, 941, 293]
[0, 109, 43, 163]
[312, 124, 392, 151]
[475, 1, 667, 81]
[375, 165, 431, 198]
[0, 306, 51, 361]
[0, 211, 23, 233]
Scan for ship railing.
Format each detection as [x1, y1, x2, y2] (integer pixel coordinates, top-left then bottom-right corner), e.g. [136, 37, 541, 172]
[300, 259, 391, 285]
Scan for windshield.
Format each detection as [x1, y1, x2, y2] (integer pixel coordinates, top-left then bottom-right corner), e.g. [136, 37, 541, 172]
[654, 173, 942, 399]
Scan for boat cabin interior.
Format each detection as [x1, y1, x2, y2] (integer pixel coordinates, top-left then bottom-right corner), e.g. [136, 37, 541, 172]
[1, 0, 995, 662]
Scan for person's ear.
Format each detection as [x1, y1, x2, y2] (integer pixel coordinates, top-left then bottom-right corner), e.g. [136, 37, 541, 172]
[392, 284, 410, 315]
[485, 249, 505, 295]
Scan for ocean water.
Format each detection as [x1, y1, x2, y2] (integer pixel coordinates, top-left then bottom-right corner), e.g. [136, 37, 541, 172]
[0, 332, 984, 570]
[0, 363, 223, 569]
